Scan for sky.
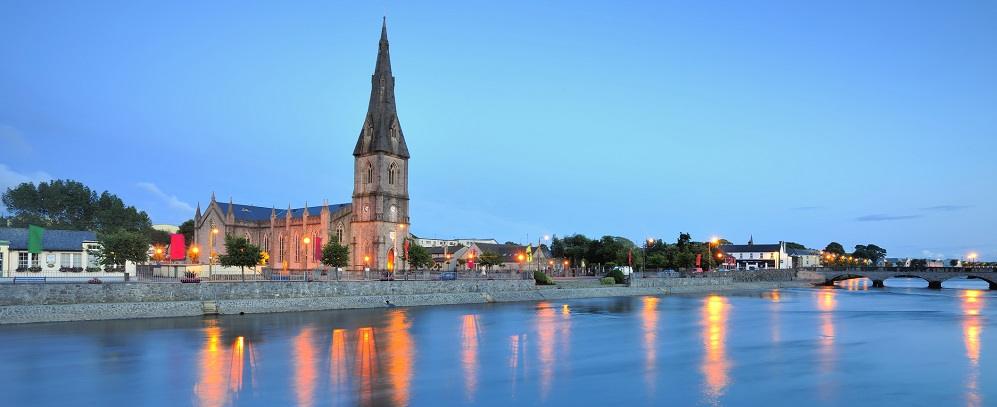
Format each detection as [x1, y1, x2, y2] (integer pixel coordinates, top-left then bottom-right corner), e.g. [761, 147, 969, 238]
[1, 1, 995, 260]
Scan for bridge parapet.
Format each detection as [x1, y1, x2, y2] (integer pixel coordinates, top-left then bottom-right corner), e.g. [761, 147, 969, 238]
[805, 267, 997, 290]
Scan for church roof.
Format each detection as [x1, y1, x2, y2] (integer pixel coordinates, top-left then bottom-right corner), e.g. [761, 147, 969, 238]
[353, 18, 410, 159]
[224, 202, 350, 222]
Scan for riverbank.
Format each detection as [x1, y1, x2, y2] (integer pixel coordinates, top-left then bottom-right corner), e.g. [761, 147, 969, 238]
[0, 271, 818, 324]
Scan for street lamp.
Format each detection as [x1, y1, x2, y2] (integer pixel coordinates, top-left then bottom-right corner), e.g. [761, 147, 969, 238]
[303, 236, 311, 274]
[967, 252, 978, 267]
[644, 238, 654, 276]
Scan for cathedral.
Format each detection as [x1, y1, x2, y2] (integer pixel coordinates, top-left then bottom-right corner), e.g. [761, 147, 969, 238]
[193, 19, 410, 272]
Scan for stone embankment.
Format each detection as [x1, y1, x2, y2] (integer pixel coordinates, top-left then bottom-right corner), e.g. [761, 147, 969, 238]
[0, 270, 815, 324]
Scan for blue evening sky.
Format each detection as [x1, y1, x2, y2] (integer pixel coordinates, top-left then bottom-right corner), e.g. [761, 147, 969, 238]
[1, 1, 995, 259]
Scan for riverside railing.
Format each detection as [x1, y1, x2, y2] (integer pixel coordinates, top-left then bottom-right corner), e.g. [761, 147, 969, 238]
[130, 264, 531, 283]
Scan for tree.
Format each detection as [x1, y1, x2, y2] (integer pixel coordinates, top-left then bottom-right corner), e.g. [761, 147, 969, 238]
[219, 235, 262, 281]
[824, 242, 846, 256]
[93, 230, 150, 268]
[406, 242, 433, 270]
[321, 237, 350, 269]
[2, 179, 153, 234]
[148, 229, 171, 246]
[853, 244, 887, 263]
[785, 242, 806, 250]
[178, 219, 196, 245]
[478, 251, 502, 269]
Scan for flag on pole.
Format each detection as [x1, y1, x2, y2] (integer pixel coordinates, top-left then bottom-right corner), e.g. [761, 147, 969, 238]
[169, 234, 186, 260]
[314, 236, 322, 261]
[27, 225, 44, 254]
[526, 244, 533, 263]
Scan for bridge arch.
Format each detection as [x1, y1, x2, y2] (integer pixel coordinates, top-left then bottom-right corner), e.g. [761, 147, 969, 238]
[940, 275, 997, 289]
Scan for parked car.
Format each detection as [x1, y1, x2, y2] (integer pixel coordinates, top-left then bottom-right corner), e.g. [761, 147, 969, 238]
[440, 271, 457, 281]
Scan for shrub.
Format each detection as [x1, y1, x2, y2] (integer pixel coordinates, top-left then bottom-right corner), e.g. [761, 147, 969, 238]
[606, 268, 626, 284]
[533, 270, 554, 285]
[28, 266, 42, 273]
[85, 267, 101, 273]
[600, 277, 616, 285]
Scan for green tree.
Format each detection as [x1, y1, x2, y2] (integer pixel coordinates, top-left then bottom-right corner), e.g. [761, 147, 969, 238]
[148, 229, 171, 246]
[93, 230, 150, 268]
[219, 235, 262, 281]
[785, 241, 806, 250]
[853, 244, 887, 263]
[824, 242, 846, 256]
[406, 242, 433, 270]
[2, 179, 152, 234]
[321, 237, 350, 269]
[178, 219, 196, 245]
[478, 251, 502, 269]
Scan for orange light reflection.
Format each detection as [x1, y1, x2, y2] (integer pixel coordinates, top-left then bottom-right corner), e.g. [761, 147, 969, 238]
[293, 327, 317, 407]
[962, 290, 984, 407]
[701, 295, 730, 404]
[461, 314, 480, 401]
[641, 297, 660, 394]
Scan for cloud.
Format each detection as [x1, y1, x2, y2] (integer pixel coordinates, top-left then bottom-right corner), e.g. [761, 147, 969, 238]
[854, 213, 920, 222]
[0, 125, 32, 154]
[920, 205, 972, 212]
[137, 182, 195, 213]
[0, 164, 51, 192]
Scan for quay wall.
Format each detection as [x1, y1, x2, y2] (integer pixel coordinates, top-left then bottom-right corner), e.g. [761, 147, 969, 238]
[0, 271, 806, 325]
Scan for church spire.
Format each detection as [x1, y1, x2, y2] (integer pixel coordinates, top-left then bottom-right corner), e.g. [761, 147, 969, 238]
[354, 17, 410, 158]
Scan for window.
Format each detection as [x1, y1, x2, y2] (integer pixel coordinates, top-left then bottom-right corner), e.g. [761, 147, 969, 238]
[294, 234, 300, 262]
[390, 205, 397, 222]
[18, 252, 29, 269]
[0, 252, 3, 271]
[279, 235, 285, 261]
[263, 234, 270, 253]
[336, 224, 344, 244]
[61, 253, 71, 267]
[72, 253, 82, 267]
[366, 162, 373, 184]
[388, 163, 396, 185]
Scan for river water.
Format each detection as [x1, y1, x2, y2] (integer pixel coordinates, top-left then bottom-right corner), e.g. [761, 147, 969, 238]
[0, 279, 993, 406]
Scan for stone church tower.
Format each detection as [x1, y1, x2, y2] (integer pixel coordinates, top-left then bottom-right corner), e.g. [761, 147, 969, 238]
[351, 18, 410, 271]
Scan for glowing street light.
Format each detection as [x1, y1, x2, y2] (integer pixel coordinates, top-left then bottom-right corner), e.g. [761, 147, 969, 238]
[303, 236, 311, 272]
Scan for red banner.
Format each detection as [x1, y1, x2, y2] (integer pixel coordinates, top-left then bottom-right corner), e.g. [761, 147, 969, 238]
[169, 234, 186, 260]
[314, 236, 322, 261]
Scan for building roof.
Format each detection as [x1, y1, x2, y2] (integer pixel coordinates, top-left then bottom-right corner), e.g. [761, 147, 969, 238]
[0, 227, 97, 251]
[720, 244, 782, 253]
[353, 18, 410, 159]
[787, 248, 820, 256]
[225, 202, 350, 222]
[427, 245, 465, 255]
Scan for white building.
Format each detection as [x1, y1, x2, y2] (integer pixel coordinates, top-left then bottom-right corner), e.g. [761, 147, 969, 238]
[788, 248, 822, 268]
[0, 227, 126, 279]
[413, 236, 498, 248]
[719, 240, 792, 270]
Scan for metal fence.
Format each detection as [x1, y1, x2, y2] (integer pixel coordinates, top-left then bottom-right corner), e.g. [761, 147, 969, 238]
[131, 265, 533, 283]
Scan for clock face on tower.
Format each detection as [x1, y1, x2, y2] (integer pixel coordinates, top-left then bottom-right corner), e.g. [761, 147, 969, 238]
[363, 205, 370, 215]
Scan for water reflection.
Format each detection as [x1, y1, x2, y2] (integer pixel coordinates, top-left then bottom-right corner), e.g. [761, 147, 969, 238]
[839, 278, 869, 291]
[461, 314, 480, 401]
[293, 327, 317, 407]
[385, 310, 414, 406]
[766, 290, 781, 343]
[194, 322, 227, 407]
[962, 290, 984, 407]
[816, 289, 836, 400]
[356, 327, 378, 406]
[701, 295, 730, 404]
[641, 297, 659, 393]
[193, 321, 257, 407]
[536, 301, 572, 400]
[330, 329, 349, 397]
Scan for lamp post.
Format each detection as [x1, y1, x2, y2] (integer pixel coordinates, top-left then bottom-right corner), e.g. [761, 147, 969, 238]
[644, 238, 654, 277]
[209, 227, 219, 275]
[303, 236, 311, 276]
[967, 252, 978, 267]
[708, 237, 720, 271]
[364, 255, 371, 280]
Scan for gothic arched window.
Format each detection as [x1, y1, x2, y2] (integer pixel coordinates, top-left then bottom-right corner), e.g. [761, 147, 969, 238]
[366, 162, 373, 184]
[294, 234, 300, 262]
[390, 205, 397, 222]
[336, 223, 344, 244]
[388, 163, 396, 185]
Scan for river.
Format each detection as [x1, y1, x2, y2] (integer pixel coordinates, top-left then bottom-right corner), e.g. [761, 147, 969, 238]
[0, 278, 992, 406]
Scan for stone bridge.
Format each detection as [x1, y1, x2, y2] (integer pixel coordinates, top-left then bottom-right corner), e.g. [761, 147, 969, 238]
[807, 267, 997, 289]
